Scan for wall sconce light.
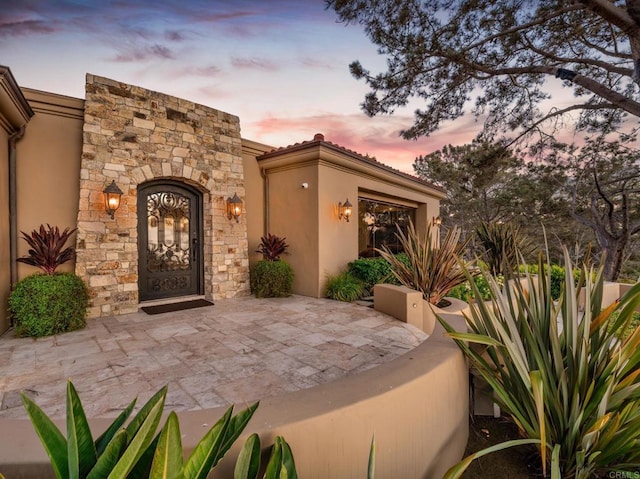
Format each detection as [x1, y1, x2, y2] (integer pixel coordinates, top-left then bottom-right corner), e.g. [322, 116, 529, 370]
[338, 198, 352, 222]
[432, 216, 442, 227]
[227, 193, 243, 222]
[103, 180, 123, 219]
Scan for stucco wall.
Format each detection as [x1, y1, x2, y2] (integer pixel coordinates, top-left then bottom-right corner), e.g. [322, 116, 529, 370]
[0, 127, 10, 333]
[16, 89, 84, 278]
[258, 139, 444, 298]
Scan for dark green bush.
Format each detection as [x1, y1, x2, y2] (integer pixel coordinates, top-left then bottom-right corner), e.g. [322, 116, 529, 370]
[348, 254, 409, 293]
[325, 272, 365, 302]
[10, 273, 88, 337]
[250, 259, 294, 298]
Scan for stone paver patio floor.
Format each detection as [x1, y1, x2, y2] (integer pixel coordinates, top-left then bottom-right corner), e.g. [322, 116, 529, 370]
[0, 295, 427, 420]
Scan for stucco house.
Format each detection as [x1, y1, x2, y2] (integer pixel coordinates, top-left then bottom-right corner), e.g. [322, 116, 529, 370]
[0, 65, 444, 333]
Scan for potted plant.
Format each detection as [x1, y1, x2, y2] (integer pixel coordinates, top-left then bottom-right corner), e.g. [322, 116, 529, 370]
[9, 224, 88, 337]
[250, 233, 294, 297]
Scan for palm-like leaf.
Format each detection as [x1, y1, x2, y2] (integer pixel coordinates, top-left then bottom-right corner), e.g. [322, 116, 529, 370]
[16, 224, 76, 275]
[234, 434, 261, 479]
[440, 248, 640, 478]
[150, 412, 184, 479]
[66, 381, 97, 479]
[475, 221, 534, 277]
[377, 220, 472, 305]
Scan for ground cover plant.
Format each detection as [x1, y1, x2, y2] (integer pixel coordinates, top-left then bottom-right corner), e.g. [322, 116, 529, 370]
[325, 271, 365, 302]
[439, 250, 640, 479]
[22, 381, 297, 479]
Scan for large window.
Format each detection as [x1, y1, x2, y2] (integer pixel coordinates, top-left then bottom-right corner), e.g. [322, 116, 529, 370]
[358, 198, 416, 257]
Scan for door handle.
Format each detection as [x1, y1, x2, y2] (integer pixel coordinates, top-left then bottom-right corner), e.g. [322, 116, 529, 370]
[192, 237, 198, 262]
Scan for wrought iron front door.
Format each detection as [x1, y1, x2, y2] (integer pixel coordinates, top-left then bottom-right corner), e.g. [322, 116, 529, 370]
[138, 182, 203, 301]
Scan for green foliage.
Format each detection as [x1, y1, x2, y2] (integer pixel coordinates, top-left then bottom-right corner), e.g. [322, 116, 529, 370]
[325, 272, 365, 302]
[520, 263, 582, 300]
[9, 273, 88, 337]
[347, 255, 408, 293]
[250, 260, 294, 298]
[440, 249, 640, 479]
[17, 224, 76, 275]
[608, 310, 640, 341]
[23, 380, 297, 479]
[475, 221, 534, 277]
[256, 234, 289, 261]
[448, 274, 497, 303]
[377, 220, 472, 305]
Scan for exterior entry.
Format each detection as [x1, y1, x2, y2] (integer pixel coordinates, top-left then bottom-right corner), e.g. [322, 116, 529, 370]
[138, 181, 204, 301]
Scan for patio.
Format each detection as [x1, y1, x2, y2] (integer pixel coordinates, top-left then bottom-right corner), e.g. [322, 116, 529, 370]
[0, 295, 427, 420]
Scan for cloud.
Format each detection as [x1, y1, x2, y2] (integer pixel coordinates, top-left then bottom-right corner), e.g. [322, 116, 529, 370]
[230, 56, 279, 72]
[164, 30, 186, 42]
[0, 20, 56, 37]
[248, 112, 482, 173]
[166, 65, 223, 80]
[110, 44, 175, 62]
[299, 57, 336, 70]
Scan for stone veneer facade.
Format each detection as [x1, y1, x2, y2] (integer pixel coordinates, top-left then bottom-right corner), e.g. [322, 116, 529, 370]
[75, 74, 249, 318]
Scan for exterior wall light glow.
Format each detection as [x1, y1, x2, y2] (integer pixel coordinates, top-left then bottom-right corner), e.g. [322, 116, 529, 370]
[227, 193, 243, 222]
[432, 216, 442, 226]
[103, 180, 123, 219]
[338, 198, 352, 222]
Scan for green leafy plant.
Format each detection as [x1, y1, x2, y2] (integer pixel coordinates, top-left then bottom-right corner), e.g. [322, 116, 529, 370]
[347, 255, 408, 293]
[250, 259, 294, 298]
[447, 273, 498, 303]
[22, 380, 297, 479]
[377, 220, 472, 305]
[17, 224, 76, 275]
[520, 263, 583, 300]
[325, 272, 365, 302]
[440, 250, 640, 479]
[9, 272, 88, 337]
[475, 221, 534, 277]
[256, 234, 289, 261]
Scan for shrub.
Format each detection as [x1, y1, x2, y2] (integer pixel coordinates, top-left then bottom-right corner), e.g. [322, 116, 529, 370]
[440, 249, 640, 479]
[520, 263, 582, 300]
[448, 273, 498, 302]
[377, 220, 473, 305]
[325, 272, 365, 302]
[250, 260, 294, 298]
[10, 273, 88, 337]
[256, 233, 289, 261]
[22, 380, 297, 479]
[17, 224, 76, 275]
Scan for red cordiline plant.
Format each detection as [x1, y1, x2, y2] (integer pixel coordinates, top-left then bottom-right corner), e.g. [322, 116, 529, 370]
[17, 224, 77, 275]
[256, 233, 289, 261]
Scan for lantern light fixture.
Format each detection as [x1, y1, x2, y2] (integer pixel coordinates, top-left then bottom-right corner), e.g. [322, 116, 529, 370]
[103, 180, 123, 219]
[432, 216, 442, 227]
[338, 198, 353, 222]
[227, 193, 243, 222]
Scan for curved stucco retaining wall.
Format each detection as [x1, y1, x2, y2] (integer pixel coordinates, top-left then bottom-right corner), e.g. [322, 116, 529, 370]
[0, 315, 468, 479]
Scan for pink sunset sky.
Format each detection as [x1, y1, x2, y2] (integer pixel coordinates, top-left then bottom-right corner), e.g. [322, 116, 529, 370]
[0, 0, 491, 173]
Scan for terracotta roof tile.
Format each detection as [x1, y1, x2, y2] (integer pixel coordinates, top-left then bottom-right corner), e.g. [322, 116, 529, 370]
[259, 133, 444, 192]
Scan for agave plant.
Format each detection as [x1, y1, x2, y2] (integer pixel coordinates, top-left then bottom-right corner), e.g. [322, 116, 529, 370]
[22, 380, 297, 479]
[475, 221, 534, 277]
[256, 234, 289, 261]
[17, 224, 77, 275]
[440, 249, 640, 479]
[376, 220, 472, 305]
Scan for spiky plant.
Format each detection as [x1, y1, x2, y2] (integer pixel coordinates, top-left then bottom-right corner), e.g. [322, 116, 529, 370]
[376, 220, 472, 305]
[256, 233, 289, 261]
[441, 249, 640, 479]
[17, 224, 77, 275]
[475, 221, 534, 277]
